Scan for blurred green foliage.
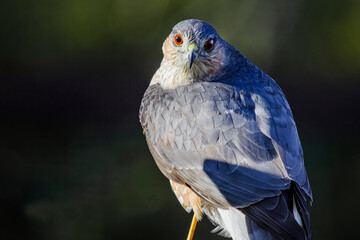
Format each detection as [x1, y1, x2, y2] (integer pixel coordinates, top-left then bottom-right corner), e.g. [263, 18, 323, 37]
[2, 0, 359, 77]
[1, 0, 359, 239]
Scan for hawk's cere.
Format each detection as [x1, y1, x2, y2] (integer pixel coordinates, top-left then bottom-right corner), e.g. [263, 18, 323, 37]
[139, 19, 312, 240]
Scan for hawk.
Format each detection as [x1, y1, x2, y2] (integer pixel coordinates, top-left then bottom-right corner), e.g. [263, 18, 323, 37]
[139, 19, 312, 240]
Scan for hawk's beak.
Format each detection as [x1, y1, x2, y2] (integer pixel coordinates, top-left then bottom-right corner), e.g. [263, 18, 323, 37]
[188, 43, 199, 69]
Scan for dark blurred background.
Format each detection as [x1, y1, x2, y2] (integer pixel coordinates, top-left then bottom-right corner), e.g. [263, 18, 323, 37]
[1, 0, 359, 239]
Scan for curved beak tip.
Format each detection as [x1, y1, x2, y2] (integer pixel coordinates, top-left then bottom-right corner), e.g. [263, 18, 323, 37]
[187, 43, 199, 69]
[188, 50, 196, 69]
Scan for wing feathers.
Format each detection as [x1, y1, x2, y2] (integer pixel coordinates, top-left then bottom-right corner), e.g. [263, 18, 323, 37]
[140, 80, 312, 238]
[240, 183, 311, 240]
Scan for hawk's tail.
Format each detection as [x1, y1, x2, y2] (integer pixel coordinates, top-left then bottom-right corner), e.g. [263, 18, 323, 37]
[204, 205, 278, 240]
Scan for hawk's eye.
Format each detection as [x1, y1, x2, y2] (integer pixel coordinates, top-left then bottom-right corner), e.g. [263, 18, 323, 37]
[204, 39, 215, 51]
[174, 34, 183, 46]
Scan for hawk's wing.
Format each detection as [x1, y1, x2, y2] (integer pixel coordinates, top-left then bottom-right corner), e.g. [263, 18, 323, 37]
[140, 79, 313, 239]
[140, 80, 311, 207]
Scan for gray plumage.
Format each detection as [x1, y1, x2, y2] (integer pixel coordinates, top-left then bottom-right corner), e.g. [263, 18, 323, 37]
[140, 19, 312, 240]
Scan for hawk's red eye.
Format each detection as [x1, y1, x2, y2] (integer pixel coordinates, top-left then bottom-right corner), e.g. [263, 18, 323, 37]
[174, 34, 183, 46]
[204, 39, 215, 51]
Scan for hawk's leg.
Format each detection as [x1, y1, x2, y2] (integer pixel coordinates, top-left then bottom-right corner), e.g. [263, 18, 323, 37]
[170, 180, 202, 240]
[186, 214, 197, 240]
[170, 180, 203, 219]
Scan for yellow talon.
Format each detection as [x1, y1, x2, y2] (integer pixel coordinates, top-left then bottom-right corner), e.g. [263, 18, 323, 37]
[186, 214, 198, 240]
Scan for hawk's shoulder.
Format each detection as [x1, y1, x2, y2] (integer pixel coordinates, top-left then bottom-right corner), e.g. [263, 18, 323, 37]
[139, 83, 165, 130]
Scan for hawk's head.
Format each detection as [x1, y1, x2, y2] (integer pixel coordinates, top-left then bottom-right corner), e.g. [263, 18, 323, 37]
[162, 19, 227, 82]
